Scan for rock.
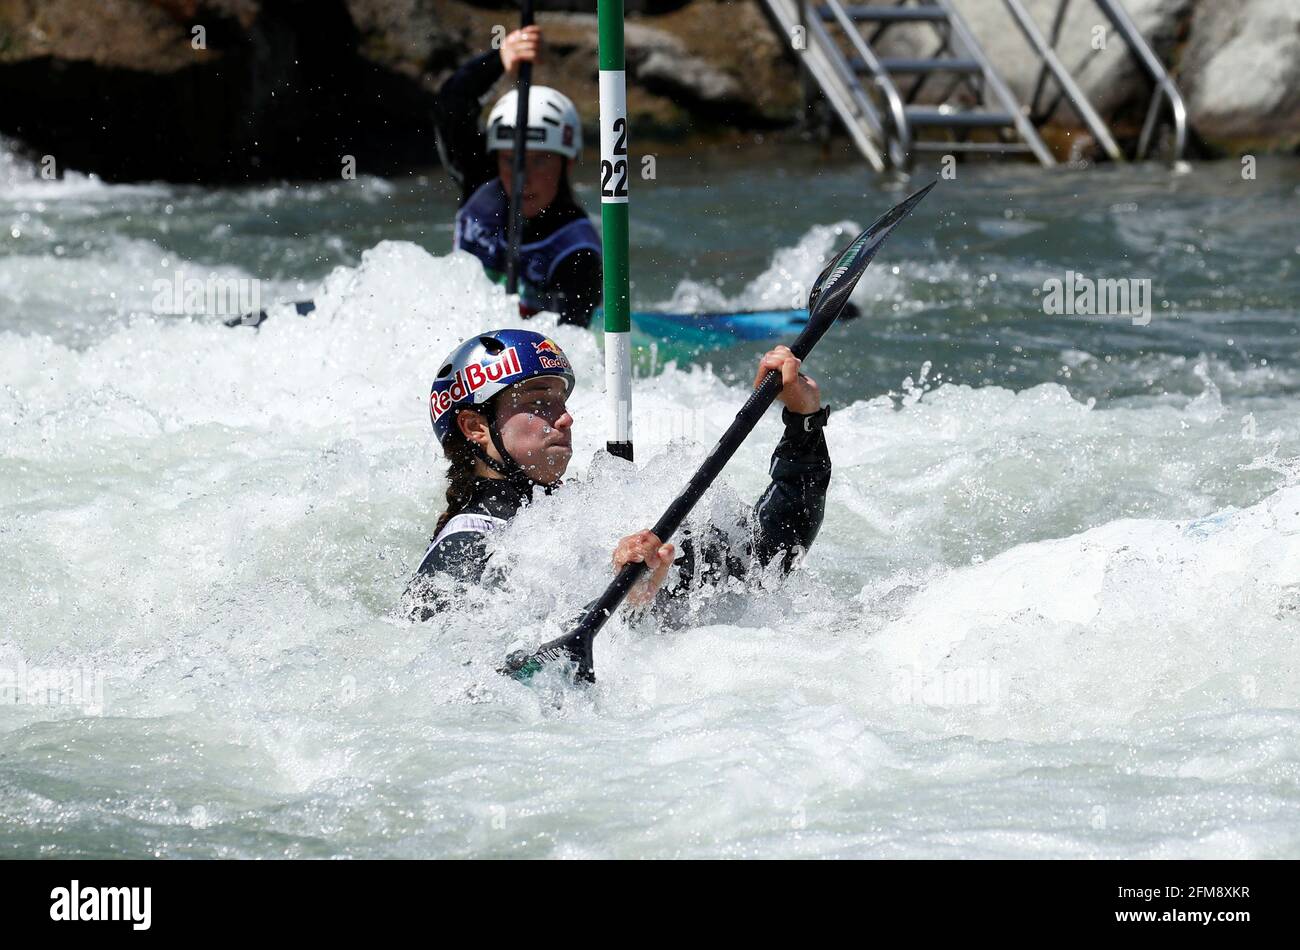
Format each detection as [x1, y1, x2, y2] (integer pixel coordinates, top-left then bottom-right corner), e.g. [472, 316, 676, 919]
[636, 0, 802, 126]
[0, 0, 800, 181]
[1180, 0, 1300, 150]
[0, 0, 447, 182]
[543, 11, 756, 119]
[3, 0, 1291, 182]
[345, 0, 458, 78]
[899, 0, 1194, 150]
[812, 0, 1299, 157]
[0, 0, 205, 71]
[638, 47, 742, 104]
[940, 0, 1192, 115]
[437, 3, 801, 138]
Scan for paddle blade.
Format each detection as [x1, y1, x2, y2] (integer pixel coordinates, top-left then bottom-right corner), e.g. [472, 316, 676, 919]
[806, 181, 936, 323]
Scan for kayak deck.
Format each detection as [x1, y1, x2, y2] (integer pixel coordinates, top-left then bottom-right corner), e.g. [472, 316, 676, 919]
[628, 308, 811, 346]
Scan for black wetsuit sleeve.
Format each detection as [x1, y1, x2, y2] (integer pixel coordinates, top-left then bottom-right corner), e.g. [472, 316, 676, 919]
[540, 247, 603, 328]
[433, 51, 505, 202]
[750, 408, 832, 571]
[404, 530, 492, 621]
[662, 408, 831, 602]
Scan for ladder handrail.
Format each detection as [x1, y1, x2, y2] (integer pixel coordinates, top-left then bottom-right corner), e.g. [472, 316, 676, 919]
[801, 0, 894, 160]
[934, 0, 1056, 166]
[821, 0, 913, 166]
[778, 0, 889, 170]
[1092, 0, 1187, 159]
[1001, 0, 1123, 161]
[1029, 0, 1074, 119]
[762, 0, 1185, 171]
[801, 0, 890, 145]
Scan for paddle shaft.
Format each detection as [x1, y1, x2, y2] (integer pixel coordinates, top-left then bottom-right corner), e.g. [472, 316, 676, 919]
[561, 311, 834, 656]
[505, 1, 534, 294]
[506, 181, 937, 681]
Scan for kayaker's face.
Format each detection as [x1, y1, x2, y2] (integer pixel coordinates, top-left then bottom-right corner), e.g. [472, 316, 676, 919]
[497, 150, 567, 218]
[487, 376, 574, 480]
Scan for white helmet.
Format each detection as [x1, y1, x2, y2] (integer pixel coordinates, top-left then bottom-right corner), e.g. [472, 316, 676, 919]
[486, 86, 582, 160]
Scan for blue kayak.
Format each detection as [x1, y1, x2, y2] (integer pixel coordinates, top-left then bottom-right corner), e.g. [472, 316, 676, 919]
[626, 300, 861, 348]
[228, 300, 830, 348]
[627, 308, 811, 347]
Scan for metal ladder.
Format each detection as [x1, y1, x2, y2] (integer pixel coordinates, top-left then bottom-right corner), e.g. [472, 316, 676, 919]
[764, 0, 1187, 171]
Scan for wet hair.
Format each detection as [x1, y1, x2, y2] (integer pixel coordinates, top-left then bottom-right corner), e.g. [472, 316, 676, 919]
[434, 425, 480, 536]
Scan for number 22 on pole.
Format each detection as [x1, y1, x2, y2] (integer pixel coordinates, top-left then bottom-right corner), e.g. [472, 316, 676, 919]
[601, 118, 628, 199]
[600, 0, 631, 460]
[599, 12, 633, 461]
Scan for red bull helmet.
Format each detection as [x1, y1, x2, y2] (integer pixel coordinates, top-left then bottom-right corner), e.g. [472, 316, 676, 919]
[429, 328, 576, 447]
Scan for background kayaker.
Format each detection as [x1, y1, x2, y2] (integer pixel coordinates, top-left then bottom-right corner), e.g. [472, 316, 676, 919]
[433, 25, 602, 327]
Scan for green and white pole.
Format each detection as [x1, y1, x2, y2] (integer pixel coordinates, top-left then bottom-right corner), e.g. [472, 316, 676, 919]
[598, 0, 633, 461]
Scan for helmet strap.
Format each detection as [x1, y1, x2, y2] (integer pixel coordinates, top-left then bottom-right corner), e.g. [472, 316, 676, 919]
[469, 403, 561, 495]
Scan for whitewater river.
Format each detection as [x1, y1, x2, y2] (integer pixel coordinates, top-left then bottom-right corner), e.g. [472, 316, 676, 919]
[2, 139, 1298, 857]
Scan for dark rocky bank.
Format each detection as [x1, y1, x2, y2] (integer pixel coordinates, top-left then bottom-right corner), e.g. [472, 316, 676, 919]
[0, 0, 1295, 182]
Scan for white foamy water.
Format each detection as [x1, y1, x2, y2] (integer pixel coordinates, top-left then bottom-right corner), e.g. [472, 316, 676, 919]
[3, 235, 1299, 858]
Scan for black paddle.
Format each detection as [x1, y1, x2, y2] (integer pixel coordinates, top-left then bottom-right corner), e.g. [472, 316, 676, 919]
[504, 0, 534, 296]
[502, 181, 937, 683]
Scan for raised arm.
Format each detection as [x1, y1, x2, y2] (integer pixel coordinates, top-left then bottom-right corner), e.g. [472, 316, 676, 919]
[749, 404, 831, 571]
[610, 346, 831, 614]
[432, 50, 503, 201]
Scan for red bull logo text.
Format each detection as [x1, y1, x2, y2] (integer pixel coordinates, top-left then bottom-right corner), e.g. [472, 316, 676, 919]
[429, 346, 522, 423]
[533, 338, 570, 371]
